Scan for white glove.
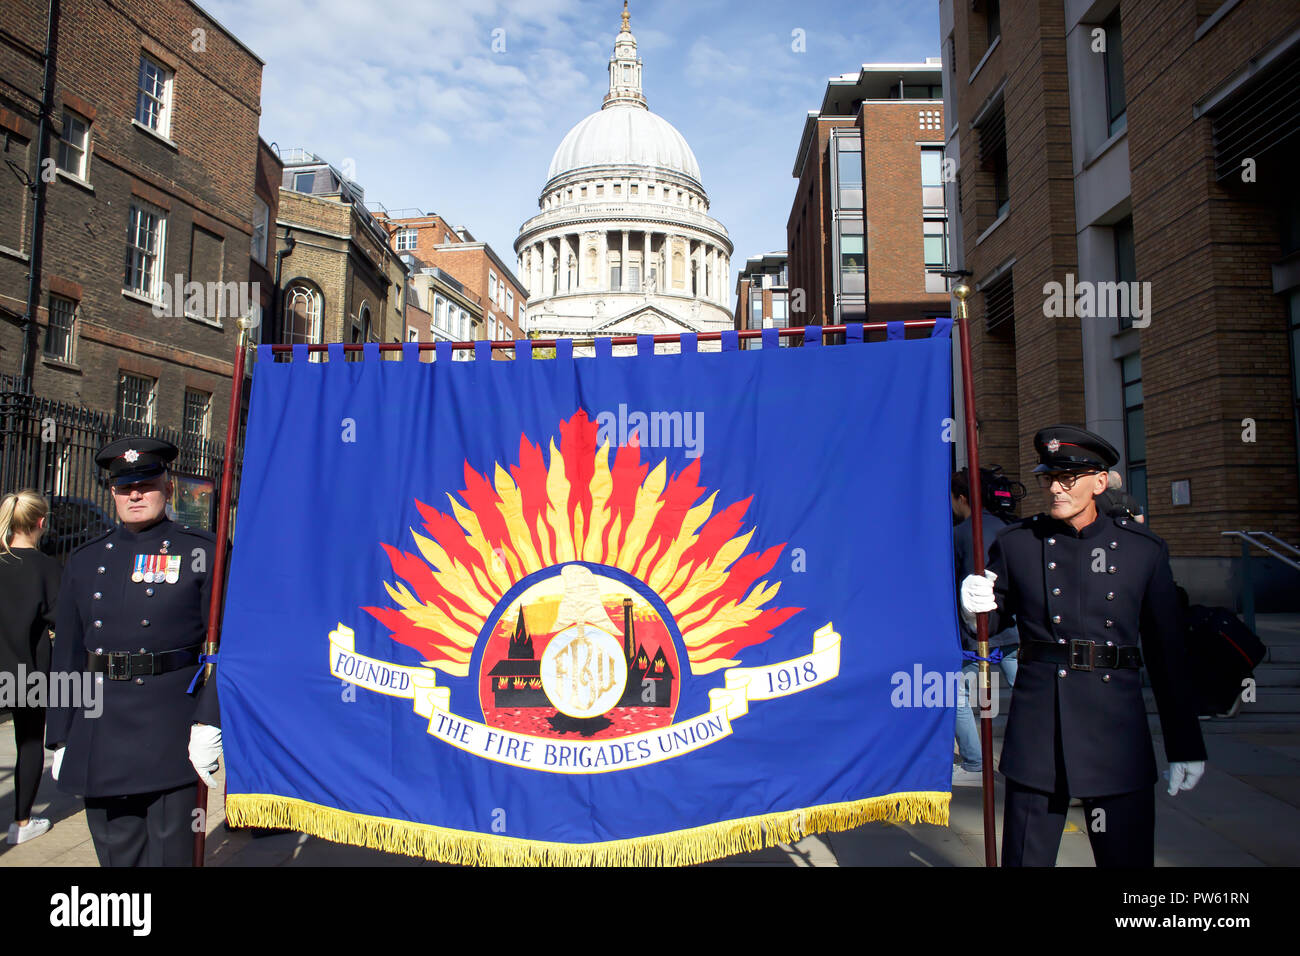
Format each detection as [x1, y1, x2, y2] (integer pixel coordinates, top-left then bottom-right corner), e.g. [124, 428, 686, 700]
[51, 746, 64, 781]
[1166, 760, 1205, 795]
[959, 570, 998, 629]
[189, 724, 223, 789]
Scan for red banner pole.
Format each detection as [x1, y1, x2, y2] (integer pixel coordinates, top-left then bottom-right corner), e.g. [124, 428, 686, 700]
[953, 286, 997, 867]
[192, 318, 252, 867]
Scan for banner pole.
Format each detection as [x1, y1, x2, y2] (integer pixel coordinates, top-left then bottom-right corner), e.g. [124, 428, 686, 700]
[192, 316, 253, 867]
[953, 285, 997, 868]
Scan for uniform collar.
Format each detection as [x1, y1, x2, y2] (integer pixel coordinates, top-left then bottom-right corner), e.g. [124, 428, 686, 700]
[1045, 512, 1107, 539]
[113, 517, 175, 543]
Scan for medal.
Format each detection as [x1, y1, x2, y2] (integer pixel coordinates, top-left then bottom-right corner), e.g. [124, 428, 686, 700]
[165, 555, 181, 584]
[145, 554, 158, 584]
[132, 554, 146, 583]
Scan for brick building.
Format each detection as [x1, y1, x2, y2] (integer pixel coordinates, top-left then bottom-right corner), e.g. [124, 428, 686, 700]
[371, 209, 527, 342]
[732, 252, 791, 349]
[939, 0, 1300, 604]
[272, 149, 407, 355]
[787, 62, 950, 329]
[0, 0, 263, 450]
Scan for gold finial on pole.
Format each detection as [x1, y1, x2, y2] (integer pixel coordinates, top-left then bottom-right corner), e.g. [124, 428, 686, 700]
[953, 281, 971, 321]
[621, 0, 630, 31]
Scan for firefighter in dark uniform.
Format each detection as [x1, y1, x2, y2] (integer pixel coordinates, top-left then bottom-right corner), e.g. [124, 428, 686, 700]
[46, 437, 222, 866]
[959, 425, 1206, 866]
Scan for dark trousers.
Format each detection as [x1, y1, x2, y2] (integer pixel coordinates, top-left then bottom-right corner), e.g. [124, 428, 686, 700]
[84, 784, 193, 867]
[1002, 777, 1154, 867]
[10, 706, 45, 821]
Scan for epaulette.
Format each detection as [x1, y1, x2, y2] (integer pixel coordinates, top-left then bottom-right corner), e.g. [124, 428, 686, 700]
[1112, 514, 1166, 545]
[67, 527, 116, 559]
[994, 515, 1038, 538]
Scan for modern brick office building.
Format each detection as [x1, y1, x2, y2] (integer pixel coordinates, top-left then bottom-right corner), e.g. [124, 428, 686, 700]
[939, 0, 1300, 603]
[732, 251, 791, 349]
[787, 62, 951, 329]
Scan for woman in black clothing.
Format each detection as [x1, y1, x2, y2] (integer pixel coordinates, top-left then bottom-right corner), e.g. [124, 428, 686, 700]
[0, 489, 61, 845]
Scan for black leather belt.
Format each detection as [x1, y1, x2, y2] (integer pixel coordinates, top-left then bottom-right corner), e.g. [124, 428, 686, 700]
[1020, 639, 1143, 671]
[88, 644, 201, 681]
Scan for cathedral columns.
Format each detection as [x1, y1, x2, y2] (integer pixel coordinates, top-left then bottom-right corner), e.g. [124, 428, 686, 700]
[620, 229, 630, 292]
[643, 230, 652, 291]
[599, 231, 608, 292]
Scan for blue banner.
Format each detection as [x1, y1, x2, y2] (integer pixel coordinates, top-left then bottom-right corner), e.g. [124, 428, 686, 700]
[219, 331, 959, 864]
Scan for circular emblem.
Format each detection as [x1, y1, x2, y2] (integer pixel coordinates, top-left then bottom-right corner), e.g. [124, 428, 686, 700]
[1046, 438, 1060, 454]
[123, 448, 140, 463]
[540, 625, 627, 718]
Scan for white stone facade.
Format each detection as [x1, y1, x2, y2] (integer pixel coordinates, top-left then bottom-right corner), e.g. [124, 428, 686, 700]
[514, 7, 733, 346]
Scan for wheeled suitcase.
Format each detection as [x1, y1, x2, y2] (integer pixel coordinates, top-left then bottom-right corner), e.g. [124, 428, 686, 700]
[1183, 605, 1266, 716]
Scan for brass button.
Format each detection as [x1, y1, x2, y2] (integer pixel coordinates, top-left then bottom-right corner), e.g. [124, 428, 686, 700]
[1057, 668, 1067, 678]
[97, 566, 105, 574]
[94, 647, 103, 654]
[1048, 562, 1057, 570]
[93, 592, 102, 600]
[1048, 537, 1056, 545]
[1105, 640, 1114, 647]
[105, 542, 113, 550]
[1052, 615, 1062, 623]
[146, 588, 154, 596]
[1058, 637, 1066, 644]
[1108, 566, 1117, 574]
[135, 678, 144, 685]
[1106, 592, 1115, 600]
[1102, 674, 1111, 682]
[93, 620, 102, 628]
[1052, 587, 1061, 595]
[1105, 620, 1113, 627]
[1110, 541, 1118, 549]
[141, 619, 150, 627]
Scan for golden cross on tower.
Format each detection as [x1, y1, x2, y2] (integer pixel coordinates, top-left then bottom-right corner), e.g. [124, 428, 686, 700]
[622, 1, 630, 31]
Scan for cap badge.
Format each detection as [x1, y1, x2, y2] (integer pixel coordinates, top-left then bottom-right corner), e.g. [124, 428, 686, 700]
[123, 448, 140, 463]
[1046, 438, 1060, 453]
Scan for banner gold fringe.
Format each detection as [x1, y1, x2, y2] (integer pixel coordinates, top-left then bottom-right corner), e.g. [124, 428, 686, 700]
[224, 790, 950, 867]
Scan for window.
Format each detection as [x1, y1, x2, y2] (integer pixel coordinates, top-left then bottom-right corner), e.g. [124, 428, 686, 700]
[976, 105, 1009, 223]
[771, 292, 789, 323]
[506, 289, 514, 314]
[44, 295, 76, 362]
[835, 134, 863, 209]
[117, 372, 155, 426]
[610, 265, 621, 290]
[1102, 9, 1127, 137]
[395, 228, 417, 251]
[183, 389, 211, 442]
[629, 266, 641, 292]
[124, 202, 166, 299]
[921, 148, 944, 208]
[490, 317, 497, 339]
[1287, 291, 1300, 484]
[596, 184, 604, 197]
[984, 271, 1015, 336]
[986, 0, 1001, 47]
[57, 110, 90, 179]
[489, 272, 497, 301]
[749, 290, 764, 329]
[251, 196, 269, 265]
[839, 220, 865, 295]
[408, 327, 419, 342]
[293, 171, 315, 193]
[924, 218, 950, 292]
[1114, 216, 1137, 330]
[284, 283, 322, 347]
[135, 54, 172, 136]
[1121, 352, 1146, 512]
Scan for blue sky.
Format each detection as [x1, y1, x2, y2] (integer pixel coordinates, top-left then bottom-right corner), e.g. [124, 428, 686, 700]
[204, 0, 940, 303]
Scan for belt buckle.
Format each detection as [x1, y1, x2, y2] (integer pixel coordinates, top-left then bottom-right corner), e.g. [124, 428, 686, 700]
[106, 651, 131, 681]
[1069, 640, 1095, 671]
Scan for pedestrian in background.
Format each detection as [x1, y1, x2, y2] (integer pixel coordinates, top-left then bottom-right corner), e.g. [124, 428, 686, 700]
[950, 469, 1018, 787]
[1096, 470, 1144, 523]
[0, 489, 61, 845]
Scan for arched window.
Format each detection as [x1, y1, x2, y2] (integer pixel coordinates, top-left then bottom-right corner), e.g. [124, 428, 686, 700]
[284, 282, 322, 346]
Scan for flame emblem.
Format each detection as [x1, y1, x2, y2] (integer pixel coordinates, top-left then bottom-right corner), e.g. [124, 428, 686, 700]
[364, 410, 801, 678]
